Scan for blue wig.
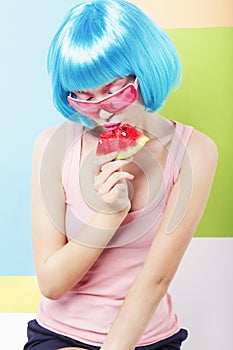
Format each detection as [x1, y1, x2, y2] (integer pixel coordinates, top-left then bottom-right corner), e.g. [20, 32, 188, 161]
[47, 0, 182, 126]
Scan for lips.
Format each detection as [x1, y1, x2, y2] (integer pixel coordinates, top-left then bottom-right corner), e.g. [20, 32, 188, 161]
[103, 122, 121, 131]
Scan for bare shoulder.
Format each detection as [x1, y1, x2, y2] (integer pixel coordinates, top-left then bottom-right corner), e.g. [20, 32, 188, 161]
[33, 123, 70, 166]
[33, 126, 61, 154]
[35, 126, 59, 142]
[186, 128, 218, 171]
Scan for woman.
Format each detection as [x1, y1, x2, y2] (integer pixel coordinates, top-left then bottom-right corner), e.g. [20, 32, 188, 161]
[24, 0, 218, 349]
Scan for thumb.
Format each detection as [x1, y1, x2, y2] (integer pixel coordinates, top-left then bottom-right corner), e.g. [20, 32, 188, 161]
[92, 151, 118, 175]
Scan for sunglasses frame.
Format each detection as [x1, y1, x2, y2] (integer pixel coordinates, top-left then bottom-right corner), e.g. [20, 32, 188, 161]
[67, 77, 138, 116]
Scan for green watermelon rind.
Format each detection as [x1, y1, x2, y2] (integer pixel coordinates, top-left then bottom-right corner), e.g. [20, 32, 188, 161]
[116, 135, 149, 160]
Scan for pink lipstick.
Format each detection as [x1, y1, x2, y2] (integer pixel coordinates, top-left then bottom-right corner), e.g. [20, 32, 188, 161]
[103, 122, 121, 131]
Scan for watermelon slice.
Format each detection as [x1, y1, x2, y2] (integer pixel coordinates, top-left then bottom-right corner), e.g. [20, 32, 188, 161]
[96, 123, 150, 159]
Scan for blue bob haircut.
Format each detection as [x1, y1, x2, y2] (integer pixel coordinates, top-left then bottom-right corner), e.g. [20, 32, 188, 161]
[47, 0, 182, 127]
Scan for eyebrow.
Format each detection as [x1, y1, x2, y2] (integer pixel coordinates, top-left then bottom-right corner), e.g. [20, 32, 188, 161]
[102, 81, 118, 93]
[77, 78, 124, 95]
[77, 91, 93, 97]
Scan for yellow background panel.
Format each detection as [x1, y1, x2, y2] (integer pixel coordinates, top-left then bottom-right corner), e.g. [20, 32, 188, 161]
[0, 277, 42, 313]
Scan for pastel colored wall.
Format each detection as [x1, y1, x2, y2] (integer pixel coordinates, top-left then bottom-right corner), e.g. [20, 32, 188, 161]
[0, 1, 232, 349]
[132, 0, 233, 28]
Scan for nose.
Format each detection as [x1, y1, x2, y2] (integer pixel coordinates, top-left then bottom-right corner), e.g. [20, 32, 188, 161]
[99, 109, 114, 120]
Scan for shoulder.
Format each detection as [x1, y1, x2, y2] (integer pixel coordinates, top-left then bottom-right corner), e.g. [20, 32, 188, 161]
[32, 121, 84, 178]
[32, 124, 69, 175]
[187, 128, 218, 168]
[181, 127, 218, 187]
[33, 122, 75, 163]
[33, 126, 59, 154]
[33, 123, 71, 151]
[32, 127, 59, 170]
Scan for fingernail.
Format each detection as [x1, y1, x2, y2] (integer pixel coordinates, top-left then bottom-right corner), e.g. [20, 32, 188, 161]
[108, 152, 118, 159]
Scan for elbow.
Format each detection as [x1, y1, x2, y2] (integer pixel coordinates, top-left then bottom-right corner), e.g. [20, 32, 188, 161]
[154, 275, 172, 294]
[40, 288, 64, 301]
[141, 269, 172, 299]
[42, 291, 62, 301]
[36, 266, 77, 300]
[140, 256, 177, 297]
[139, 274, 171, 307]
[38, 281, 66, 300]
[146, 276, 171, 303]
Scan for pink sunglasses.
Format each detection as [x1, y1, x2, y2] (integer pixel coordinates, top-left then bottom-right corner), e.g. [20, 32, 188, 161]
[67, 78, 138, 117]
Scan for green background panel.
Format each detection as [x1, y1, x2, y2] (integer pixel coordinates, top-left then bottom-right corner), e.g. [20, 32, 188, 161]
[161, 27, 233, 237]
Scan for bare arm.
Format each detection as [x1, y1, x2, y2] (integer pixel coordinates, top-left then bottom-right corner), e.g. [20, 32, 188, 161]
[32, 125, 132, 300]
[100, 130, 218, 350]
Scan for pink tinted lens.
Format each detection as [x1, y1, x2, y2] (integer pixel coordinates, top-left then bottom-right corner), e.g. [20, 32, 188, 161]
[67, 83, 138, 116]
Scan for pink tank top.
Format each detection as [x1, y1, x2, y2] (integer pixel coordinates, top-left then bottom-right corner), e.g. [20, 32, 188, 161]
[37, 120, 193, 346]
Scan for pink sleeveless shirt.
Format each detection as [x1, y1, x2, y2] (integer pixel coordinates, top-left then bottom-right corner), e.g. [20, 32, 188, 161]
[36, 120, 193, 346]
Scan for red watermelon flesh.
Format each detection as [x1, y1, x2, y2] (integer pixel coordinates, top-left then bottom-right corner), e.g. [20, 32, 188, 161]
[96, 123, 150, 159]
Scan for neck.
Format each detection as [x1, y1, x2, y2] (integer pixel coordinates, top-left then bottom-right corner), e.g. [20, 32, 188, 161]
[128, 105, 174, 142]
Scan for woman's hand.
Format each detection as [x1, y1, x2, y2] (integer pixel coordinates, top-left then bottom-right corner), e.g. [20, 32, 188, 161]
[79, 151, 134, 214]
[94, 153, 134, 213]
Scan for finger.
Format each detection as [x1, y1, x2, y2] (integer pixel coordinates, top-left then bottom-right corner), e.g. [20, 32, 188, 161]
[101, 157, 133, 173]
[97, 172, 134, 195]
[95, 158, 134, 185]
[92, 152, 117, 178]
[102, 182, 127, 203]
[94, 152, 118, 169]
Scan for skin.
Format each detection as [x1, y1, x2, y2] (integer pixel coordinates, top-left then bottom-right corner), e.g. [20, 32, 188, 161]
[32, 77, 218, 350]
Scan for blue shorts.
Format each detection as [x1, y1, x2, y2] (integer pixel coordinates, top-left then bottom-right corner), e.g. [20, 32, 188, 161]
[23, 319, 188, 350]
